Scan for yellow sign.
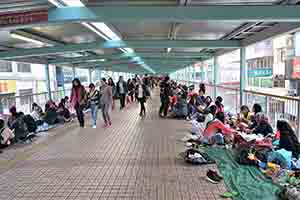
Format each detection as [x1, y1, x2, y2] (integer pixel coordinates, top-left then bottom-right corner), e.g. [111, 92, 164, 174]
[0, 80, 16, 93]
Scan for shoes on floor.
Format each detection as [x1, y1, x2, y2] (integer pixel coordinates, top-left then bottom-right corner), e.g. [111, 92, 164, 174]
[206, 169, 223, 184]
[92, 125, 97, 129]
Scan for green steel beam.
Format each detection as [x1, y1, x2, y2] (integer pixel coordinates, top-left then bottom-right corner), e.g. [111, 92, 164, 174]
[48, 6, 300, 22]
[48, 54, 205, 65]
[0, 40, 235, 60]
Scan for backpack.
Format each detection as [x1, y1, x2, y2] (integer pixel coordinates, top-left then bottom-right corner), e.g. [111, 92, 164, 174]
[13, 116, 29, 140]
[184, 149, 215, 165]
[23, 115, 37, 133]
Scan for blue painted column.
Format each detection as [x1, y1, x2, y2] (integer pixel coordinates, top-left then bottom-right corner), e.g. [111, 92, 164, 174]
[240, 47, 246, 106]
[213, 57, 218, 98]
[45, 63, 52, 100]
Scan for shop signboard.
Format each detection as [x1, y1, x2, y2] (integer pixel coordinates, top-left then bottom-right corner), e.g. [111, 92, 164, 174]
[248, 68, 273, 77]
[292, 57, 300, 79]
[0, 9, 48, 27]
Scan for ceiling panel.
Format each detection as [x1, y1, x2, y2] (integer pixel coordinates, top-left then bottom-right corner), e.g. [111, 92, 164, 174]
[176, 22, 243, 40]
[31, 23, 101, 44]
[112, 22, 170, 40]
[190, 0, 280, 5]
[86, 0, 177, 6]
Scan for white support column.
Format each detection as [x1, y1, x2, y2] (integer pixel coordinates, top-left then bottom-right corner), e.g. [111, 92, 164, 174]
[45, 63, 52, 100]
[213, 57, 218, 99]
[88, 68, 92, 83]
[240, 47, 246, 106]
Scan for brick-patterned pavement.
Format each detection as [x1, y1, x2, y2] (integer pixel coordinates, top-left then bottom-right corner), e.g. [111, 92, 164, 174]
[0, 91, 227, 200]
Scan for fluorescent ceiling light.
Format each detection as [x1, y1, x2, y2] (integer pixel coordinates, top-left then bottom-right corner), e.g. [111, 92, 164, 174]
[91, 22, 121, 41]
[48, 0, 62, 7]
[63, 0, 85, 7]
[81, 22, 110, 41]
[167, 48, 171, 53]
[11, 33, 45, 46]
[48, 0, 84, 7]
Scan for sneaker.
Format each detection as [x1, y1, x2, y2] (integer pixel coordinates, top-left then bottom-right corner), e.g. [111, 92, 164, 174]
[108, 121, 112, 126]
[206, 170, 223, 184]
[92, 125, 97, 129]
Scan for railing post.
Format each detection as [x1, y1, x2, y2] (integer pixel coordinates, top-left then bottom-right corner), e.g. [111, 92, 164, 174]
[240, 47, 246, 106]
[297, 98, 300, 138]
[213, 56, 218, 99]
[45, 63, 52, 100]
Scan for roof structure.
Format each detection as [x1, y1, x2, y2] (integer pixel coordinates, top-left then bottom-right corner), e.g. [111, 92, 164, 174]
[0, 0, 300, 74]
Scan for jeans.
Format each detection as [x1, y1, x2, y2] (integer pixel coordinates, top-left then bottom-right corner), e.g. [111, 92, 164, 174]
[119, 93, 126, 109]
[90, 103, 98, 126]
[75, 103, 85, 127]
[101, 103, 111, 124]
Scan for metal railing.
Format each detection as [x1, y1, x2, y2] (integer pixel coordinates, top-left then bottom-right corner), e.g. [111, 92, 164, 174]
[0, 89, 71, 115]
[187, 81, 300, 135]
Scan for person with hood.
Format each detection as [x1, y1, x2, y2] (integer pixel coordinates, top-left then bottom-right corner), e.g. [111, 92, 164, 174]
[70, 78, 86, 127]
[116, 76, 128, 110]
[277, 120, 300, 157]
[250, 113, 273, 137]
[135, 78, 149, 116]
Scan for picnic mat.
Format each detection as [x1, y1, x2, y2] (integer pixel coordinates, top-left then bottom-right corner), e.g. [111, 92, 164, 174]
[203, 147, 282, 200]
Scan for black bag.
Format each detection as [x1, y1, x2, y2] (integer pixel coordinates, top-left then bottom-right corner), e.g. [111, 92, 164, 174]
[184, 149, 215, 165]
[13, 116, 29, 140]
[23, 115, 37, 133]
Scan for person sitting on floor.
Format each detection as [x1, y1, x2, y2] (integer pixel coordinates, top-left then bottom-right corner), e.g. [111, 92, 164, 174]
[10, 112, 30, 142]
[0, 117, 15, 147]
[236, 105, 252, 130]
[31, 103, 44, 126]
[249, 112, 273, 137]
[7, 106, 18, 130]
[202, 112, 235, 145]
[44, 103, 59, 125]
[57, 100, 71, 122]
[277, 120, 300, 157]
[248, 103, 263, 129]
[170, 90, 188, 119]
[215, 96, 224, 113]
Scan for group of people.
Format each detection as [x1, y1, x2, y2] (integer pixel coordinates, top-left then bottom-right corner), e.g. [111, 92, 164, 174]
[0, 96, 74, 149]
[70, 74, 156, 129]
[0, 74, 156, 151]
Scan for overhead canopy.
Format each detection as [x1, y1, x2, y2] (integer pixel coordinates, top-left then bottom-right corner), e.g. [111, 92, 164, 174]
[0, 0, 300, 74]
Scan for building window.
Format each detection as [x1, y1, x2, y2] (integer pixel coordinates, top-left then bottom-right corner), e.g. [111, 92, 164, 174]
[0, 61, 12, 72]
[17, 63, 31, 73]
[19, 89, 33, 106]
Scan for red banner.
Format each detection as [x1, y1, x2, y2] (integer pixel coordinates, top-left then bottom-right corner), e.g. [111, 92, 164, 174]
[292, 57, 300, 79]
[0, 9, 48, 27]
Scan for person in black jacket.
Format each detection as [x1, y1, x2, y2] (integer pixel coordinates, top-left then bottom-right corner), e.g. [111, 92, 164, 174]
[277, 120, 300, 157]
[127, 78, 135, 103]
[159, 76, 171, 117]
[135, 78, 149, 116]
[116, 76, 128, 110]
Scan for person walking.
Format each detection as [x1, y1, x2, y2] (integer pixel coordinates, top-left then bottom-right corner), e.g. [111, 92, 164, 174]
[116, 76, 127, 110]
[70, 78, 86, 127]
[100, 78, 113, 128]
[159, 76, 171, 118]
[135, 78, 149, 116]
[108, 77, 116, 110]
[87, 83, 100, 128]
[127, 78, 135, 103]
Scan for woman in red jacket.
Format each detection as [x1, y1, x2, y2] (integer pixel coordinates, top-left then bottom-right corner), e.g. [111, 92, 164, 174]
[70, 78, 86, 127]
[202, 112, 235, 144]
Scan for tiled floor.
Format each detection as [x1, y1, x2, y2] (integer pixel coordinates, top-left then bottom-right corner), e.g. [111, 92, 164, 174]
[0, 91, 227, 200]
